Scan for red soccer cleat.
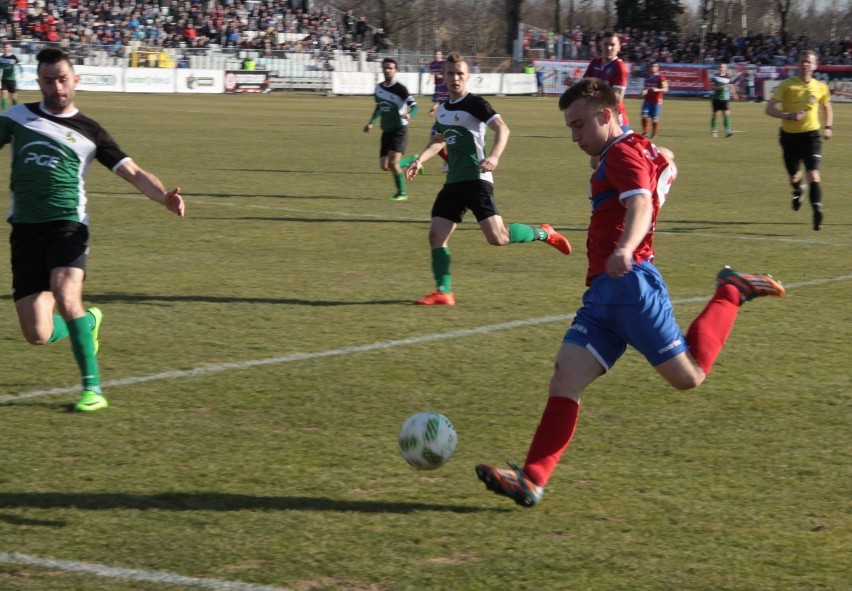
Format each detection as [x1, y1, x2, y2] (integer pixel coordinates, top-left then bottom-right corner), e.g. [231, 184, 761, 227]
[540, 224, 572, 255]
[414, 291, 456, 306]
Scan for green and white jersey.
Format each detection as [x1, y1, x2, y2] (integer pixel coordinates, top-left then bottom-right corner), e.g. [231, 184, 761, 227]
[1, 103, 130, 224]
[711, 74, 732, 100]
[0, 52, 20, 81]
[372, 81, 417, 132]
[434, 93, 499, 185]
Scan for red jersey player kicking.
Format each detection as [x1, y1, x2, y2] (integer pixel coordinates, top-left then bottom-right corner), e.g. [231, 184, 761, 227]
[475, 78, 786, 507]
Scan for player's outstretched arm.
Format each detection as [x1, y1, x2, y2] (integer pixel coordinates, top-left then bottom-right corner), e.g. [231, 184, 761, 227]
[116, 159, 185, 217]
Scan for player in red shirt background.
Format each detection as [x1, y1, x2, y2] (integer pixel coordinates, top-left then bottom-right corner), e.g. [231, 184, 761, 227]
[475, 78, 786, 508]
[641, 62, 668, 138]
[584, 32, 631, 130]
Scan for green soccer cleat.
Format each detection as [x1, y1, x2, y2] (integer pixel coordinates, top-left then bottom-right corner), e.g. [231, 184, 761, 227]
[388, 193, 409, 202]
[399, 154, 424, 175]
[88, 306, 103, 355]
[399, 153, 419, 168]
[74, 390, 108, 412]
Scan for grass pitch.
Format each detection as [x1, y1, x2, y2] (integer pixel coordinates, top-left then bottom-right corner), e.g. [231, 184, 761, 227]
[0, 92, 849, 591]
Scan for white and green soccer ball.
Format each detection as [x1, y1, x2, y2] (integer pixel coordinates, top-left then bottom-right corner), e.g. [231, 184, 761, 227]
[398, 411, 458, 470]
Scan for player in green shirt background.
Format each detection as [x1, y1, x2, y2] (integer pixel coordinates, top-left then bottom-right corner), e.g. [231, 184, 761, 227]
[0, 42, 22, 111]
[363, 57, 420, 201]
[710, 63, 738, 137]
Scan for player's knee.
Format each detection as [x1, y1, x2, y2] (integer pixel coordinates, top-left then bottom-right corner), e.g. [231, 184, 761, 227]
[22, 329, 49, 346]
[669, 372, 705, 391]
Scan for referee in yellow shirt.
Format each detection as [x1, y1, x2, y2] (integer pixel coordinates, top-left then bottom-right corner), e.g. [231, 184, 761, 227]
[765, 50, 833, 230]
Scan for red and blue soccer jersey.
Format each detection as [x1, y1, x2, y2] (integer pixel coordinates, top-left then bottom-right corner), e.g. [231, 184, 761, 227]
[584, 57, 631, 127]
[585, 132, 676, 285]
[429, 59, 445, 85]
[643, 74, 667, 104]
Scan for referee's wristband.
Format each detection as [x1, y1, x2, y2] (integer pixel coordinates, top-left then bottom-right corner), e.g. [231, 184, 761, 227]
[824, 125, 832, 129]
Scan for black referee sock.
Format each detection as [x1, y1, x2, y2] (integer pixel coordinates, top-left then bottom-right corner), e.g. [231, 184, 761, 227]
[809, 182, 821, 206]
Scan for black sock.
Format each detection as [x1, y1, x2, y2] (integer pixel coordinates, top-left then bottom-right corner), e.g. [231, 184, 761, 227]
[792, 181, 803, 197]
[809, 182, 821, 207]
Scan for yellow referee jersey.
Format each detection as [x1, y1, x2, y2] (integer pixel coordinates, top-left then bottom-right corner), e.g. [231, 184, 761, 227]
[772, 76, 831, 133]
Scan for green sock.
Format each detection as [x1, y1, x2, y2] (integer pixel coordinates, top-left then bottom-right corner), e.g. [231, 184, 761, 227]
[1, 99, 6, 111]
[724, 115, 730, 131]
[431, 247, 451, 293]
[49, 314, 70, 343]
[508, 223, 546, 243]
[710, 117, 716, 131]
[67, 315, 100, 392]
[11, 99, 16, 106]
[394, 173, 406, 195]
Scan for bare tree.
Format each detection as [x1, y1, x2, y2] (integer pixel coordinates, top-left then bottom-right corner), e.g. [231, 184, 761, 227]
[776, 0, 792, 37]
[506, 0, 524, 54]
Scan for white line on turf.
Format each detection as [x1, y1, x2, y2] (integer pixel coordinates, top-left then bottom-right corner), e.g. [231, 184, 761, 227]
[0, 552, 292, 591]
[3, 273, 851, 403]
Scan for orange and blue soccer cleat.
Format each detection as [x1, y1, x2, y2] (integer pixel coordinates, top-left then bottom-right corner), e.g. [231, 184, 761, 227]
[475, 463, 543, 508]
[716, 267, 785, 303]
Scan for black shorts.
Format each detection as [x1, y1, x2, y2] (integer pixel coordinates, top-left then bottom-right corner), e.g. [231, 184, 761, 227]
[380, 126, 408, 157]
[431, 180, 499, 223]
[10, 221, 89, 301]
[779, 130, 822, 174]
[1, 79, 16, 93]
[712, 99, 729, 112]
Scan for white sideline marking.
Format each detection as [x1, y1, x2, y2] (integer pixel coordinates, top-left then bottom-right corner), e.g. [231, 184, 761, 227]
[0, 552, 292, 591]
[3, 274, 851, 404]
[0, 314, 574, 402]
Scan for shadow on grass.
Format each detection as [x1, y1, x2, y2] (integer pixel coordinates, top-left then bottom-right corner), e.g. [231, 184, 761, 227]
[189, 216, 429, 224]
[0, 512, 66, 527]
[84, 293, 412, 306]
[0, 492, 506, 514]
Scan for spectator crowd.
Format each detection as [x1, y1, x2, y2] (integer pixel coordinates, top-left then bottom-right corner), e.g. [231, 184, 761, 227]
[0, 0, 386, 58]
[0, 0, 848, 69]
[529, 25, 852, 67]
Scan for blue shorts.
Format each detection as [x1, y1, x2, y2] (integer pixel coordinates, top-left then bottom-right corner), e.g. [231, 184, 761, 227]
[641, 102, 662, 120]
[563, 260, 688, 370]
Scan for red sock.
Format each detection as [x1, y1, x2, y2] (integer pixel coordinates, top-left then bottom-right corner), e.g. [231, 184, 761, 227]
[642, 120, 648, 134]
[523, 396, 580, 487]
[685, 284, 741, 374]
[438, 147, 448, 161]
[653, 121, 659, 135]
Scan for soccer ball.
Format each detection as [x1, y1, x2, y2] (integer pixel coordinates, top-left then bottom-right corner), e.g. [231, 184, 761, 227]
[398, 411, 458, 470]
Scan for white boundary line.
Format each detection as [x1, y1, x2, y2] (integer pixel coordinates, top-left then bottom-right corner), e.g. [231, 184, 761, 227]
[0, 552, 292, 591]
[3, 273, 851, 403]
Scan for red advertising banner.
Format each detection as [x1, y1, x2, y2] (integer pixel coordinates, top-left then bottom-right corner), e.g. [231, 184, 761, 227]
[655, 65, 711, 96]
[534, 60, 852, 102]
[224, 70, 270, 94]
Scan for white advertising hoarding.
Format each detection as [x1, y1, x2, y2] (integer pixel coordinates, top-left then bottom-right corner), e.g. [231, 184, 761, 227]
[76, 66, 124, 92]
[124, 69, 176, 93]
[331, 72, 376, 95]
[467, 73, 502, 95]
[176, 69, 224, 93]
[396, 72, 420, 95]
[501, 73, 537, 95]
